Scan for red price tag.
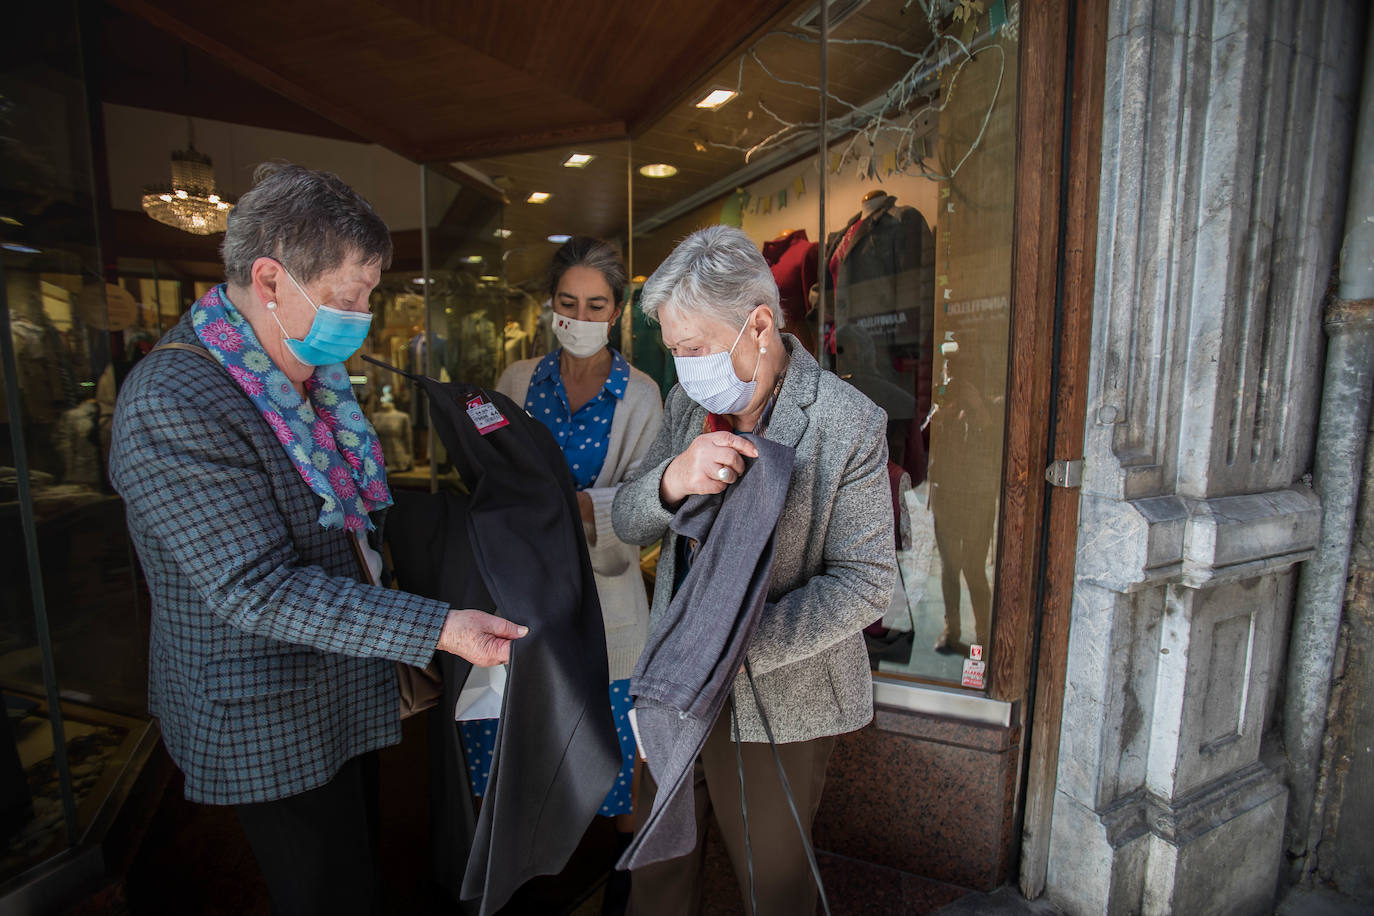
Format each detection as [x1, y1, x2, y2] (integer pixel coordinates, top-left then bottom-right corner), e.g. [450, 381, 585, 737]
[465, 396, 509, 435]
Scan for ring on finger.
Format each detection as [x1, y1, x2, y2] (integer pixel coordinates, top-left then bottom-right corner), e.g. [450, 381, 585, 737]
[716, 466, 731, 482]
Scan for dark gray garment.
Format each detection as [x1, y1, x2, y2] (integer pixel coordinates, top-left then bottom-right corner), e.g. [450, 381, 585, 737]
[620, 433, 796, 870]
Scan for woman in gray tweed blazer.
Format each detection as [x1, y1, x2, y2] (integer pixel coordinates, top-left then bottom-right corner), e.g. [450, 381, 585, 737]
[612, 226, 897, 916]
[108, 164, 524, 915]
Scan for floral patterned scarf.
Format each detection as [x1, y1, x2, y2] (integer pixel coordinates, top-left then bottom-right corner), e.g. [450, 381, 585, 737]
[191, 284, 391, 531]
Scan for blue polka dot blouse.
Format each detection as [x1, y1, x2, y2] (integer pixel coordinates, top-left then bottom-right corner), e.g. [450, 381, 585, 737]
[524, 347, 629, 490]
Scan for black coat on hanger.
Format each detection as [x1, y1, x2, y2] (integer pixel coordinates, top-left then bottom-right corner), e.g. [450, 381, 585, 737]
[387, 377, 620, 916]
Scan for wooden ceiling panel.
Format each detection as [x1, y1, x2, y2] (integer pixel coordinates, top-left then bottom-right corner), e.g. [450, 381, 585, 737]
[107, 0, 805, 163]
[103, 0, 949, 285]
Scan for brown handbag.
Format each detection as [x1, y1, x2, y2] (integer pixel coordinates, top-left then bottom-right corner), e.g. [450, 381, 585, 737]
[394, 656, 444, 719]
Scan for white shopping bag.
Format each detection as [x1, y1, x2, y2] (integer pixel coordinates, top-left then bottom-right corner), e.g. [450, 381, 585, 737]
[454, 663, 508, 721]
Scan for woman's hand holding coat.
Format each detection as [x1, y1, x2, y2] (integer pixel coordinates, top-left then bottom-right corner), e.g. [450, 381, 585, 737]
[438, 609, 529, 666]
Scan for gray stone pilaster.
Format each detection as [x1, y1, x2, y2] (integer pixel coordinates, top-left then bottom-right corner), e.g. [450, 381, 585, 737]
[1044, 1, 1364, 914]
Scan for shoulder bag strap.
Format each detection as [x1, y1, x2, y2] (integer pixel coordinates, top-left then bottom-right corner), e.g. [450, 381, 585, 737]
[151, 341, 218, 365]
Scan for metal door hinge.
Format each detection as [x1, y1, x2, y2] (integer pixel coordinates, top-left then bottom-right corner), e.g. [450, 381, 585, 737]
[1045, 459, 1084, 488]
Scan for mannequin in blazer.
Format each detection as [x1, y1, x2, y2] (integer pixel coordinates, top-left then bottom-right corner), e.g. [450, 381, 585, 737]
[613, 226, 896, 916]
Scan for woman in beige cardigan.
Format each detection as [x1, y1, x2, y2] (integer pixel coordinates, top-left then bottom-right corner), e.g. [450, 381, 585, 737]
[473, 238, 662, 842]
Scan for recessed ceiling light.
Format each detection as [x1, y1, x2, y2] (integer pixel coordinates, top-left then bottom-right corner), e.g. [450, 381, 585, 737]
[639, 163, 679, 178]
[562, 152, 594, 168]
[479, 275, 501, 283]
[493, 228, 512, 239]
[2, 242, 40, 254]
[412, 277, 435, 284]
[547, 234, 572, 244]
[461, 255, 484, 264]
[526, 191, 551, 204]
[695, 88, 738, 110]
[1, 216, 23, 227]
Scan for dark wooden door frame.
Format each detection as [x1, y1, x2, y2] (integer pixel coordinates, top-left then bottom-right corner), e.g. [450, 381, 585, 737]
[986, 0, 1108, 895]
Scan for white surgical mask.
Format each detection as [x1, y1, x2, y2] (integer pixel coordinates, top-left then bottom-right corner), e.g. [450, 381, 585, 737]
[674, 315, 762, 415]
[552, 313, 610, 358]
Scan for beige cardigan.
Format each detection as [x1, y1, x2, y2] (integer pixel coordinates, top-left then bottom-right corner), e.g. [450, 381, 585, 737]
[496, 352, 664, 681]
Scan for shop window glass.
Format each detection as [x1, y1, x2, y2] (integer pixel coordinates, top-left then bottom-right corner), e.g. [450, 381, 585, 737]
[624, 0, 1021, 689]
[356, 166, 512, 491]
[1, 0, 154, 882]
[822, 2, 1019, 688]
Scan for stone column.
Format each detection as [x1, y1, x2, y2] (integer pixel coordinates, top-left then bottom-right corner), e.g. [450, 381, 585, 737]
[1043, 1, 1364, 914]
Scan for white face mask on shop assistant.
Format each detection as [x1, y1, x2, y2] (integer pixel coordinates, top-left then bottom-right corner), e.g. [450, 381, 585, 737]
[673, 314, 764, 415]
[552, 313, 611, 358]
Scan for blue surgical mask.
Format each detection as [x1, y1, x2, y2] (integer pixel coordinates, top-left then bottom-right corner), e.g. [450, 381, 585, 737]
[266, 265, 372, 367]
[673, 314, 762, 415]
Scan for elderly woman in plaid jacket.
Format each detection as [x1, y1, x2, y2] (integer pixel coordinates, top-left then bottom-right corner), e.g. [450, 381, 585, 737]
[109, 163, 525, 915]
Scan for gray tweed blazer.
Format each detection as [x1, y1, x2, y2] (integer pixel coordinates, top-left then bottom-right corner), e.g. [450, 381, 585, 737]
[612, 336, 896, 743]
[109, 310, 452, 805]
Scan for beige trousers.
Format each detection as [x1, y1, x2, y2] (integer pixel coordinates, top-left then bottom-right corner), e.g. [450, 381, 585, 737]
[628, 708, 836, 916]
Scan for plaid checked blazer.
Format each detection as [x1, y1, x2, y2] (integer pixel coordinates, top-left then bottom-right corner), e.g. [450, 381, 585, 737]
[109, 311, 452, 805]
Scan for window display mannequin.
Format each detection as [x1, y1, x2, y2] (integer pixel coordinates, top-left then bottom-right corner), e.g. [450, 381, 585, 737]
[54, 397, 104, 487]
[827, 189, 936, 484]
[532, 298, 555, 357]
[370, 385, 413, 472]
[457, 307, 499, 387]
[405, 326, 443, 464]
[503, 319, 528, 367]
[2, 275, 66, 426]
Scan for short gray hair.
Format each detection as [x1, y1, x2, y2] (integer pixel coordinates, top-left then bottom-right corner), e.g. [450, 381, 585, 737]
[220, 162, 392, 287]
[640, 225, 782, 330]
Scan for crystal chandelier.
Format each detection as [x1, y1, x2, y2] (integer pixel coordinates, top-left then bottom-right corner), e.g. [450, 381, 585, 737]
[141, 123, 234, 235]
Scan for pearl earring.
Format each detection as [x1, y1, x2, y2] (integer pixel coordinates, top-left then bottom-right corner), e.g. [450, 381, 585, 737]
[760, 346, 767, 355]
[266, 301, 277, 310]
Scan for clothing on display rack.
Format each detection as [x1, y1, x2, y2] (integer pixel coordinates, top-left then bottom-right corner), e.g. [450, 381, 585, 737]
[609, 290, 677, 401]
[384, 375, 621, 916]
[762, 229, 818, 351]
